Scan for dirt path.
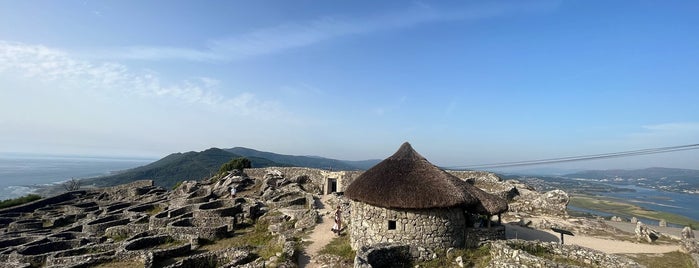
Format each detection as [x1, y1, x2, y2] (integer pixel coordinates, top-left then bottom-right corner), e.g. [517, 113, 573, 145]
[298, 195, 337, 268]
[506, 224, 679, 254]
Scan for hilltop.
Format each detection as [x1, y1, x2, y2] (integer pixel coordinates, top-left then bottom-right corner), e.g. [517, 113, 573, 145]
[81, 148, 284, 189]
[76, 147, 381, 190]
[2, 168, 697, 267]
[226, 147, 380, 170]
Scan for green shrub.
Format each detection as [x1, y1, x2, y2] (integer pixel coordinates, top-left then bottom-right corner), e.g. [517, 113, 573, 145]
[218, 157, 252, 176]
[172, 181, 183, 190]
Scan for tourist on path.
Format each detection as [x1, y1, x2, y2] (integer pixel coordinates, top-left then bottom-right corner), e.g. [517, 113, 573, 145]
[332, 205, 342, 235]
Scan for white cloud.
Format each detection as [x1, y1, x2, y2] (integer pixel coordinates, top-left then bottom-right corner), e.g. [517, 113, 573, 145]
[630, 122, 699, 144]
[0, 41, 280, 118]
[83, 1, 558, 62]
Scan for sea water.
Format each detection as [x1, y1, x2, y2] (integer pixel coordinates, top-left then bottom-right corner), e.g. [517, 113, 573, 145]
[0, 154, 152, 200]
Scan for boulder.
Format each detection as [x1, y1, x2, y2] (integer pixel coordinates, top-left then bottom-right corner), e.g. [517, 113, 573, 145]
[635, 221, 659, 243]
[680, 239, 699, 254]
[294, 209, 319, 230]
[681, 226, 695, 240]
[610, 216, 623, 222]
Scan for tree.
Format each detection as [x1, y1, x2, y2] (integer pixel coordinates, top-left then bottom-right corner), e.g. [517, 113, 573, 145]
[63, 178, 80, 191]
[218, 157, 252, 175]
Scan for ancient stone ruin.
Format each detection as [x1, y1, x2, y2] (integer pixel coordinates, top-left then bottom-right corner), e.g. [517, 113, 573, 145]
[344, 143, 509, 260]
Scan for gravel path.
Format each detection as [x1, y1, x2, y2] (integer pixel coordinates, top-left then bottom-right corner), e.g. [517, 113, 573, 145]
[505, 223, 679, 254]
[298, 195, 337, 268]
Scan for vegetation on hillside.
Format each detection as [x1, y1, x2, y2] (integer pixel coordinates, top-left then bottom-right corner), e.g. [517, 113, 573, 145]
[0, 194, 42, 209]
[83, 148, 284, 189]
[218, 157, 252, 176]
[226, 147, 377, 170]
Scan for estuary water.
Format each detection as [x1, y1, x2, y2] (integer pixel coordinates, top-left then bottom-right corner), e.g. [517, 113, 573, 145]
[0, 154, 151, 200]
[568, 184, 699, 225]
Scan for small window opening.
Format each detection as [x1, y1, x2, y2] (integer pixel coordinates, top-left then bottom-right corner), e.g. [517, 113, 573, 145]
[388, 220, 396, 230]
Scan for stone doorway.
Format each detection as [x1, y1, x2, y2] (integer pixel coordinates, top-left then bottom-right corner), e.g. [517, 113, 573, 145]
[326, 178, 337, 194]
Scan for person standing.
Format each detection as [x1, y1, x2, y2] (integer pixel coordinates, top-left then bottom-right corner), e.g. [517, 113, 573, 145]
[333, 205, 342, 235]
[230, 186, 237, 199]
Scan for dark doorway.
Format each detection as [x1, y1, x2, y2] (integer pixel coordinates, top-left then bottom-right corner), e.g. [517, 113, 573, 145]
[327, 178, 337, 194]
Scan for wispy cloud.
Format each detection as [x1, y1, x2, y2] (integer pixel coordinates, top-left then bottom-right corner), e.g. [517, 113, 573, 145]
[85, 1, 558, 62]
[0, 41, 280, 118]
[617, 122, 699, 149]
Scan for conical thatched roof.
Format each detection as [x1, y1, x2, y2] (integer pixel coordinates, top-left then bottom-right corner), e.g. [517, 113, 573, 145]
[345, 142, 480, 209]
[464, 183, 509, 215]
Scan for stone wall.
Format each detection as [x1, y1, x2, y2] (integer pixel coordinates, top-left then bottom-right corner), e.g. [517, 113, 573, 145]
[245, 167, 362, 193]
[464, 225, 506, 248]
[349, 201, 466, 251]
[488, 240, 642, 268]
[354, 243, 411, 268]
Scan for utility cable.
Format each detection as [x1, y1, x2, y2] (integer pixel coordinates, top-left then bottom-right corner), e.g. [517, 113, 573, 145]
[445, 143, 699, 169]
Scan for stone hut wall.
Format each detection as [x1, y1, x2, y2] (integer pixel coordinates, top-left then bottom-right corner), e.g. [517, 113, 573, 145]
[349, 201, 466, 250]
[464, 225, 505, 248]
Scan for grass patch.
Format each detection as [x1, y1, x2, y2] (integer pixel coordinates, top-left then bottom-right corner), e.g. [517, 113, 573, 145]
[625, 251, 696, 268]
[0, 194, 42, 209]
[155, 237, 185, 249]
[200, 219, 283, 259]
[93, 259, 142, 268]
[146, 206, 164, 216]
[318, 234, 355, 263]
[172, 180, 184, 190]
[569, 194, 699, 227]
[415, 245, 491, 268]
[108, 233, 129, 242]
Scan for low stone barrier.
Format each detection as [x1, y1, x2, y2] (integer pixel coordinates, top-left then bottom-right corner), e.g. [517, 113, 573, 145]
[84, 215, 130, 235]
[11, 240, 84, 267]
[354, 243, 411, 268]
[488, 239, 642, 268]
[464, 226, 506, 248]
[7, 219, 43, 232]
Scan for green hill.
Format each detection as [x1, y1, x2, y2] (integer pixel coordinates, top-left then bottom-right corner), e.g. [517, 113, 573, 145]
[226, 147, 379, 170]
[83, 148, 284, 189]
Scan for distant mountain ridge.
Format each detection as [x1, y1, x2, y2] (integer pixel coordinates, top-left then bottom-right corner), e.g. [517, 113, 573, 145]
[85, 146, 381, 189]
[84, 148, 285, 189]
[226, 147, 380, 170]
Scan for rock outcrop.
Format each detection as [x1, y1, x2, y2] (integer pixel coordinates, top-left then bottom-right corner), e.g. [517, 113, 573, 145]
[682, 226, 695, 240]
[0, 167, 322, 268]
[634, 221, 659, 243]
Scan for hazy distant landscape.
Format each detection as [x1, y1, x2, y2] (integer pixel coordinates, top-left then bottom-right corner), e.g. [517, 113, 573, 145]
[5, 146, 697, 225]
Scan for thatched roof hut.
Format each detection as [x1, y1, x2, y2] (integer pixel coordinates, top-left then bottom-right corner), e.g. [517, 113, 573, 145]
[465, 183, 508, 215]
[345, 142, 480, 209]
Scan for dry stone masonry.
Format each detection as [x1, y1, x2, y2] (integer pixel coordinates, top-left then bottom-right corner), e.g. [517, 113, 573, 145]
[349, 201, 467, 251]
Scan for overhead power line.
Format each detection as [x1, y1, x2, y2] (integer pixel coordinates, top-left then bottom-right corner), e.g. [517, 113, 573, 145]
[446, 143, 699, 169]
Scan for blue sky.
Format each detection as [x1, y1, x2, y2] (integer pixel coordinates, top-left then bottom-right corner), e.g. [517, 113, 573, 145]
[1, 0, 698, 169]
